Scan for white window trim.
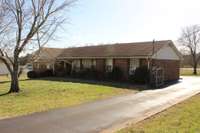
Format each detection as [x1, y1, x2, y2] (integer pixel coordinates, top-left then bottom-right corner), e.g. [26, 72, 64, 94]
[82, 59, 93, 68]
[105, 58, 113, 72]
[129, 59, 139, 75]
[72, 60, 81, 71]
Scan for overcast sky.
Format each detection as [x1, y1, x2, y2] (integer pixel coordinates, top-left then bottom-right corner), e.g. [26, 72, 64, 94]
[48, 0, 200, 48]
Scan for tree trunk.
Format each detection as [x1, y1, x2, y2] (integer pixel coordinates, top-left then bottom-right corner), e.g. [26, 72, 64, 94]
[193, 63, 197, 75]
[9, 64, 20, 93]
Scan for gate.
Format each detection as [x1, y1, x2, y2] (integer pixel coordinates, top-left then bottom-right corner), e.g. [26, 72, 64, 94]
[150, 66, 165, 88]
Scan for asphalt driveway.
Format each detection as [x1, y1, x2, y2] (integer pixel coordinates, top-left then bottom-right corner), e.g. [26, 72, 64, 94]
[0, 76, 200, 133]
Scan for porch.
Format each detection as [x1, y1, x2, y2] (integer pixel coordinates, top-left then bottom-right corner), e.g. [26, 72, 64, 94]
[53, 58, 151, 80]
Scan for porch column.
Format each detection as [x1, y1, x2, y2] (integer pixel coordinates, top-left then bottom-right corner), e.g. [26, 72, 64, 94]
[37, 63, 40, 69]
[147, 58, 150, 69]
[80, 59, 83, 69]
[71, 61, 73, 74]
[63, 61, 66, 69]
[52, 62, 55, 75]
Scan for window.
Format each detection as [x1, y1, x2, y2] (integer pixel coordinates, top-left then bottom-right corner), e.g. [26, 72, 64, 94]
[40, 64, 47, 69]
[92, 60, 96, 67]
[72, 60, 81, 71]
[129, 59, 139, 75]
[37, 63, 40, 69]
[47, 64, 51, 69]
[106, 59, 113, 72]
[82, 59, 92, 68]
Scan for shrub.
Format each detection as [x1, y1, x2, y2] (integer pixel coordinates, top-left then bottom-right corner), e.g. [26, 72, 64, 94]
[28, 69, 53, 78]
[78, 68, 89, 78]
[55, 70, 68, 77]
[105, 71, 113, 80]
[105, 67, 123, 81]
[39, 69, 53, 77]
[89, 67, 99, 79]
[27, 71, 37, 78]
[96, 71, 105, 80]
[77, 68, 97, 79]
[71, 67, 103, 80]
[111, 67, 123, 81]
[133, 66, 150, 84]
[71, 70, 79, 78]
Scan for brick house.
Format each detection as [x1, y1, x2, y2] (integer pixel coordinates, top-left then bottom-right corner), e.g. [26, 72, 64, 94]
[32, 40, 182, 81]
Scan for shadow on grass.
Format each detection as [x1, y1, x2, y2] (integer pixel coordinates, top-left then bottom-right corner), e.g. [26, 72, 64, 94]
[0, 79, 30, 96]
[0, 79, 30, 97]
[34, 77, 152, 91]
[0, 79, 29, 84]
[0, 77, 181, 96]
[36, 76, 181, 91]
[0, 92, 9, 96]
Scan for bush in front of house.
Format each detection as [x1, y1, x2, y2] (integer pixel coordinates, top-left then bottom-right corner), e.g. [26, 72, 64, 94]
[27, 69, 53, 78]
[27, 71, 38, 78]
[105, 67, 123, 81]
[39, 69, 53, 77]
[111, 67, 123, 81]
[74, 67, 98, 79]
[132, 66, 150, 84]
[55, 70, 68, 77]
[87, 67, 98, 79]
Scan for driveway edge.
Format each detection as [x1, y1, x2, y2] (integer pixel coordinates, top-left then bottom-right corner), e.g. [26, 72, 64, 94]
[101, 90, 200, 133]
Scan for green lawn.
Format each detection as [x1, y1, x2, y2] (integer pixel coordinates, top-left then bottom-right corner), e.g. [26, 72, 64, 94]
[118, 94, 200, 133]
[0, 76, 133, 119]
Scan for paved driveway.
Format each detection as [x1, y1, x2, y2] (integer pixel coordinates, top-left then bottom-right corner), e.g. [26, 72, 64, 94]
[0, 76, 200, 133]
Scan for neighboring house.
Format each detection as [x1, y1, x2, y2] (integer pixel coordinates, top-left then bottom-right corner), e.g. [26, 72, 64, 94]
[32, 40, 182, 81]
[32, 47, 64, 72]
[0, 60, 9, 76]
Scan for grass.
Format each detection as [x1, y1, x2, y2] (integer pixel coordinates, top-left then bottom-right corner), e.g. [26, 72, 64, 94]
[118, 94, 200, 133]
[180, 68, 200, 76]
[0, 76, 134, 119]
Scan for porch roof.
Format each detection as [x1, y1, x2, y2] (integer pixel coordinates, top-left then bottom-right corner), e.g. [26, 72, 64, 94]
[32, 47, 64, 62]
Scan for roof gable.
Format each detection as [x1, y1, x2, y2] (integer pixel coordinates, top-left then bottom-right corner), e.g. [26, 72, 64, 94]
[33, 47, 64, 62]
[152, 41, 182, 60]
[152, 45, 180, 60]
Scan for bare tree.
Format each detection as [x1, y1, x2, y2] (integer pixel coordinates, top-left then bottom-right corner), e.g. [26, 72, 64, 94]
[0, 0, 75, 93]
[179, 25, 200, 75]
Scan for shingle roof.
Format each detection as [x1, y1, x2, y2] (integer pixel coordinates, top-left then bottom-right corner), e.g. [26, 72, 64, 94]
[57, 40, 172, 59]
[33, 47, 64, 62]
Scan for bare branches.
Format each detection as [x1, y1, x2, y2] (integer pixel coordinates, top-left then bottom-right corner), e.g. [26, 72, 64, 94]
[179, 25, 200, 74]
[0, 0, 75, 62]
[16, 0, 74, 54]
[0, 0, 76, 92]
[1, 0, 75, 55]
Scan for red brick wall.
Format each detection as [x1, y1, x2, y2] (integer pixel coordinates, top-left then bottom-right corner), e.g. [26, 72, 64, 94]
[96, 59, 105, 72]
[113, 59, 129, 80]
[152, 59, 180, 81]
[139, 59, 180, 81]
[140, 59, 148, 66]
